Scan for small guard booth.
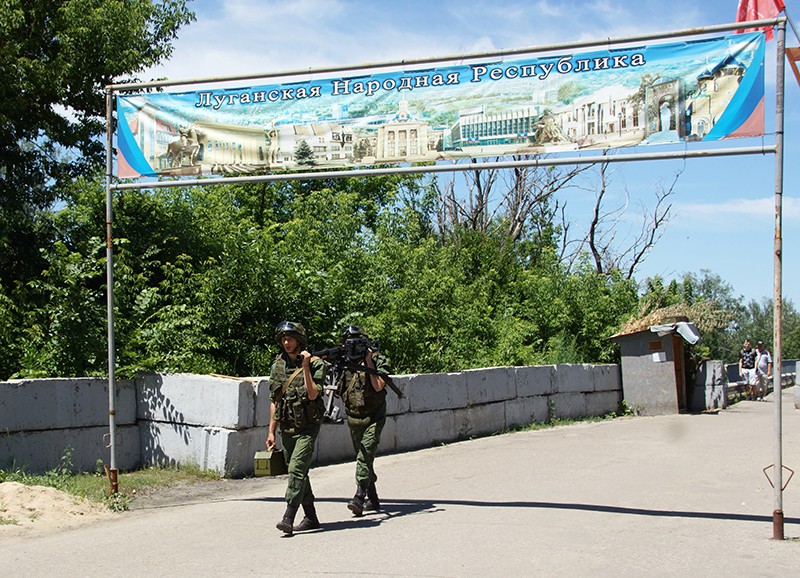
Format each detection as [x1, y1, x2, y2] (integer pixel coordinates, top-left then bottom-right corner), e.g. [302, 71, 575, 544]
[610, 319, 701, 415]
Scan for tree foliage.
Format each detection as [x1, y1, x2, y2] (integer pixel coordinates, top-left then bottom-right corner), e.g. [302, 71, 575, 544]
[2, 167, 795, 381]
[0, 0, 195, 286]
[1, 171, 644, 379]
[635, 270, 800, 364]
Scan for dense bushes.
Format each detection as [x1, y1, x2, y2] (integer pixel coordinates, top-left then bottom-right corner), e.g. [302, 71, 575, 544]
[1, 174, 796, 380]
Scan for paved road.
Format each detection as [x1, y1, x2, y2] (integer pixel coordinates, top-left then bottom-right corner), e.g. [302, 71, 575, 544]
[3, 390, 799, 577]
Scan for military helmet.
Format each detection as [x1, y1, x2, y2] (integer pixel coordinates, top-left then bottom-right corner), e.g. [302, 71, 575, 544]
[339, 325, 368, 343]
[275, 321, 307, 348]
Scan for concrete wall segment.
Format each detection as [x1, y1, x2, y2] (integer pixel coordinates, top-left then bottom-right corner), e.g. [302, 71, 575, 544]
[138, 421, 265, 477]
[223, 427, 269, 477]
[253, 379, 271, 427]
[464, 366, 517, 404]
[550, 392, 588, 420]
[392, 410, 456, 452]
[505, 396, 550, 428]
[0, 425, 140, 473]
[453, 402, 506, 439]
[0, 378, 135, 432]
[585, 390, 622, 417]
[554, 364, 594, 393]
[515, 365, 556, 397]
[136, 373, 256, 429]
[385, 375, 411, 415]
[313, 422, 353, 466]
[405, 372, 467, 412]
[593, 365, 621, 392]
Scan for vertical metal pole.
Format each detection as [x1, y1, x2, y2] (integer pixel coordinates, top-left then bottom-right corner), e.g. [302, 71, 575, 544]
[105, 89, 118, 493]
[772, 20, 786, 541]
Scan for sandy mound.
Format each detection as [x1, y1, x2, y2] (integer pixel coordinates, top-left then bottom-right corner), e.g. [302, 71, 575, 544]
[0, 482, 113, 536]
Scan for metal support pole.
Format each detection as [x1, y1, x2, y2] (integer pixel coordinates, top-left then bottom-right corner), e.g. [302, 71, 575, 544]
[772, 21, 786, 541]
[109, 145, 777, 192]
[105, 89, 118, 493]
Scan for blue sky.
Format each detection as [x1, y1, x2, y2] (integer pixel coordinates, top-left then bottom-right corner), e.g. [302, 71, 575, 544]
[143, 0, 799, 305]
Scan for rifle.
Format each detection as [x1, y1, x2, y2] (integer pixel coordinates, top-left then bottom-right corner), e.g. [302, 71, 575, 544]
[312, 343, 405, 403]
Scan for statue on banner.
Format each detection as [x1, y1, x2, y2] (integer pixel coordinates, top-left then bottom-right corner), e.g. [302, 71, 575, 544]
[659, 101, 671, 132]
[533, 110, 568, 144]
[165, 125, 203, 168]
[266, 127, 280, 165]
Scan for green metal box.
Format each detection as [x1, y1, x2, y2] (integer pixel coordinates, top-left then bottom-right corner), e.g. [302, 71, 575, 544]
[254, 449, 287, 476]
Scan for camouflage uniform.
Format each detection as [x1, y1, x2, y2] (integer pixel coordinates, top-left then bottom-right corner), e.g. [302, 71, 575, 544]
[270, 352, 325, 509]
[337, 349, 392, 514]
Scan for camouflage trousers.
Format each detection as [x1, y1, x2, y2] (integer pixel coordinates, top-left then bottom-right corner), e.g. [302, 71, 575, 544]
[280, 423, 320, 507]
[347, 403, 386, 487]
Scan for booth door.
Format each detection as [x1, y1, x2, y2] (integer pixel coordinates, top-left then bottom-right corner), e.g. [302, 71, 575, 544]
[672, 335, 687, 411]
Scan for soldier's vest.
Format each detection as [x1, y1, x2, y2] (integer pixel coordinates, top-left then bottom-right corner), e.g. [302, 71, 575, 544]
[340, 360, 387, 419]
[273, 356, 324, 431]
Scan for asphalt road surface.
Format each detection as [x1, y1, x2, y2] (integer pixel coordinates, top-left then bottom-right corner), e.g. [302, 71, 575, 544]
[3, 389, 799, 577]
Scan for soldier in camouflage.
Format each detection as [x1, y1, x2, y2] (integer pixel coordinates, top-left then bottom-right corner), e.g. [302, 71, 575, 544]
[267, 321, 326, 536]
[334, 325, 392, 516]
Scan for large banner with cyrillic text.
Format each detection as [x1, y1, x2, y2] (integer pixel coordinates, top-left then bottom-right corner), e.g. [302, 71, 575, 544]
[116, 32, 765, 179]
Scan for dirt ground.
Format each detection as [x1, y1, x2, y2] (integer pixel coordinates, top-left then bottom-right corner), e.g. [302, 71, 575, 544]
[0, 482, 114, 536]
[0, 477, 255, 538]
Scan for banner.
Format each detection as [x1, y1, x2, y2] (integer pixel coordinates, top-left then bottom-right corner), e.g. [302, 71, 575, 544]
[116, 32, 765, 179]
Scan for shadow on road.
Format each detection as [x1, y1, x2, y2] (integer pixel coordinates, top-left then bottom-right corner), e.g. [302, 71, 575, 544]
[175, 495, 800, 529]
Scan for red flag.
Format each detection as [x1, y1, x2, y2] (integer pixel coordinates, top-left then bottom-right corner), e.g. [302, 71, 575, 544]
[736, 0, 786, 40]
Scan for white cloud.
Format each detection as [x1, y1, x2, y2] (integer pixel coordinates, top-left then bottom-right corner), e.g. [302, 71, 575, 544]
[675, 196, 800, 221]
[148, 0, 730, 83]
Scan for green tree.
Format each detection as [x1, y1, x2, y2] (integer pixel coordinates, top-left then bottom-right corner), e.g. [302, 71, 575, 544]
[0, 0, 195, 286]
[557, 80, 584, 104]
[294, 140, 316, 165]
[734, 298, 800, 362]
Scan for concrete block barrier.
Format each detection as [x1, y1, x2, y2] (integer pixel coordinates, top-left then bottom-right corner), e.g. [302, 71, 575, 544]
[585, 390, 622, 417]
[392, 410, 456, 452]
[314, 422, 354, 465]
[593, 365, 621, 392]
[405, 372, 467, 412]
[0, 425, 140, 473]
[454, 401, 506, 439]
[465, 366, 517, 404]
[0, 378, 136, 432]
[1, 361, 625, 476]
[516, 365, 556, 397]
[385, 375, 411, 415]
[136, 373, 257, 429]
[555, 364, 595, 394]
[551, 392, 588, 420]
[505, 396, 549, 429]
[138, 421, 267, 477]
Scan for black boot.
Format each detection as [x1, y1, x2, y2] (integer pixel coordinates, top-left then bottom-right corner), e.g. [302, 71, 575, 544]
[347, 485, 367, 517]
[276, 504, 298, 535]
[293, 500, 321, 532]
[364, 482, 380, 512]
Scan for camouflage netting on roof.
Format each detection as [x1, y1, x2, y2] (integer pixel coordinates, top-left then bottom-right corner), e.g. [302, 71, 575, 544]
[616, 302, 733, 337]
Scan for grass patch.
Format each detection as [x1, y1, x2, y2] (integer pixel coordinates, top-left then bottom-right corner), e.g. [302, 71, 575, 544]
[1, 448, 221, 512]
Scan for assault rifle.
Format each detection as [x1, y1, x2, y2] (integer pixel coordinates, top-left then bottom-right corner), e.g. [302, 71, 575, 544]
[314, 336, 376, 362]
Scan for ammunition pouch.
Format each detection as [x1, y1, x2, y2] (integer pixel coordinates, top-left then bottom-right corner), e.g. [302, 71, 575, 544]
[280, 390, 324, 430]
[347, 414, 373, 428]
